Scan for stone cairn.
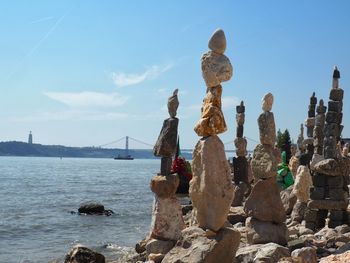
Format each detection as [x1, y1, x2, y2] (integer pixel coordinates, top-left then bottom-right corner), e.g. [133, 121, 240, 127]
[244, 93, 288, 245]
[162, 29, 240, 263]
[190, 28, 235, 232]
[231, 101, 249, 206]
[146, 89, 185, 259]
[304, 92, 317, 164]
[305, 66, 349, 230]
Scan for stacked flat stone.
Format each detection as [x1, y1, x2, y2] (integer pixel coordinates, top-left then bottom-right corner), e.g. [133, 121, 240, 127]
[305, 66, 349, 230]
[313, 100, 326, 155]
[232, 101, 249, 206]
[147, 89, 185, 256]
[304, 93, 317, 162]
[189, 29, 235, 232]
[297, 124, 305, 153]
[244, 93, 288, 245]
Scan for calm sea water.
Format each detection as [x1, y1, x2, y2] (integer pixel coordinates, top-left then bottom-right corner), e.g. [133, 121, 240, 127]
[0, 157, 159, 263]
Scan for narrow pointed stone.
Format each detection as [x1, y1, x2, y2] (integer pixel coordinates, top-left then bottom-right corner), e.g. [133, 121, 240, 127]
[208, 28, 226, 54]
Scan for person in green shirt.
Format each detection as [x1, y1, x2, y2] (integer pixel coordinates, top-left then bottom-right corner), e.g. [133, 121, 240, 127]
[277, 151, 294, 190]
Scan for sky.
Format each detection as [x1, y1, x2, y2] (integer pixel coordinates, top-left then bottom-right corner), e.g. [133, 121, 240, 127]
[1, 1, 350, 150]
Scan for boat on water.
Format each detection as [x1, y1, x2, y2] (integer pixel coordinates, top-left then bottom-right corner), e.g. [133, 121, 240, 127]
[114, 154, 134, 160]
[114, 136, 134, 160]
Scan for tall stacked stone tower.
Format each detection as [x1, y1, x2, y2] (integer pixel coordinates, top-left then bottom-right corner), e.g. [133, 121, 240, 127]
[231, 101, 249, 206]
[244, 93, 288, 245]
[190, 28, 235, 232]
[304, 93, 317, 163]
[305, 67, 349, 230]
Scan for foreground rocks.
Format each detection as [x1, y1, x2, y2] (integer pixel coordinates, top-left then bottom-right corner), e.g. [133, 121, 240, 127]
[162, 226, 240, 263]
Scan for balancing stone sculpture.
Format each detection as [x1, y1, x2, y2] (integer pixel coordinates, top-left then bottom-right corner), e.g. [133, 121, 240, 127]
[231, 101, 249, 206]
[244, 93, 288, 245]
[190, 28, 234, 232]
[146, 89, 185, 259]
[305, 67, 349, 230]
[162, 29, 240, 263]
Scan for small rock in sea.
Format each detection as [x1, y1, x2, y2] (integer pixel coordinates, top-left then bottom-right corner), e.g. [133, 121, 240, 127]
[65, 246, 105, 263]
[78, 202, 114, 216]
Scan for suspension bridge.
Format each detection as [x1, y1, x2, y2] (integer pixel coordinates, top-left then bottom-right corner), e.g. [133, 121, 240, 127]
[97, 136, 259, 154]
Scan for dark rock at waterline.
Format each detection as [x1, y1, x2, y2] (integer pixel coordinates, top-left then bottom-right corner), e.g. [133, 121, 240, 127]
[65, 246, 105, 263]
[77, 202, 114, 216]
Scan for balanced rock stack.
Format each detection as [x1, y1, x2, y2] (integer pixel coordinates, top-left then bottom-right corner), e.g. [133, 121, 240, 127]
[297, 123, 305, 153]
[305, 66, 349, 230]
[146, 89, 185, 260]
[310, 99, 327, 170]
[163, 29, 240, 263]
[244, 93, 288, 245]
[232, 101, 249, 206]
[304, 92, 317, 163]
[190, 28, 234, 232]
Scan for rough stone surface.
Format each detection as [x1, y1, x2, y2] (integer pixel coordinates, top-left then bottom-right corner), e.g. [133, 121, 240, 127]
[194, 85, 227, 137]
[201, 51, 233, 88]
[245, 217, 288, 245]
[262, 93, 274, 112]
[189, 135, 234, 231]
[254, 242, 290, 263]
[310, 153, 324, 170]
[251, 144, 277, 179]
[153, 118, 179, 157]
[231, 182, 247, 207]
[145, 239, 175, 255]
[291, 201, 307, 223]
[227, 206, 247, 225]
[208, 28, 226, 55]
[162, 226, 240, 263]
[292, 165, 312, 203]
[307, 200, 348, 210]
[167, 89, 179, 118]
[280, 185, 297, 215]
[319, 250, 350, 263]
[289, 155, 299, 179]
[258, 112, 276, 145]
[149, 196, 185, 241]
[232, 157, 248, 184]
[234, 137, 247, 157]
[64, 246, 105, 263]
[150, 174, 179, 198]
[313, 158, 342, 176]
[244, 177, 286, 223]
[235, 244, 261, 263]
[291, 247, 317, 263]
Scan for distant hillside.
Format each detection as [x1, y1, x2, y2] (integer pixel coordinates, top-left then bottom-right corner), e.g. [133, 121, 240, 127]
[0, 141, 194, 159]
[0, 141, 155, 159]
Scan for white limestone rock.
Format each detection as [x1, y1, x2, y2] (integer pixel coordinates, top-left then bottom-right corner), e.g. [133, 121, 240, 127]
[292, 165, 312, 203]
[149, 196, 185, 241]
[189, 135, 234, 231]
[201, 51, 233, 88]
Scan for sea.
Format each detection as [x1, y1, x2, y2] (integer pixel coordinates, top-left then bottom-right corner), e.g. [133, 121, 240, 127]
[0, 157, 160, 263]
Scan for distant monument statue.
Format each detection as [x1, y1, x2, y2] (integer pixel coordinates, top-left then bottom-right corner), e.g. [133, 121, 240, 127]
[28, 131, 33, 144]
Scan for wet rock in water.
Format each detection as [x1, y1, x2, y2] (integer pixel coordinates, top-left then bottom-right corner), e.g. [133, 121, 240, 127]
[78, 202, 114, 216]
[64, 246, 105, 263]
[162, 226, 240, 263]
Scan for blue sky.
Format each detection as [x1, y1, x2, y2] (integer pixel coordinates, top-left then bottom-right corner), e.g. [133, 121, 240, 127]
[1, 1, 350, 150]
